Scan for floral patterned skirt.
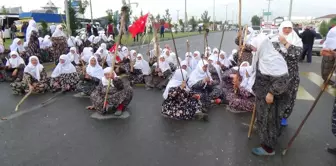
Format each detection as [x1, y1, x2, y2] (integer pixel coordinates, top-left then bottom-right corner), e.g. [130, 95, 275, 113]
[50, 73, 79, 92]
[90, 85, 134, 114]
[10, 76, 50, 95]
[162, 97, 201, 120]
[76, 79, 99, 95]
[4, 68, 24, 82]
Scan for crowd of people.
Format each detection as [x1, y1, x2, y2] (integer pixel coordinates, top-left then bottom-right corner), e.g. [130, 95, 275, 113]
[1, 18, 336, 156]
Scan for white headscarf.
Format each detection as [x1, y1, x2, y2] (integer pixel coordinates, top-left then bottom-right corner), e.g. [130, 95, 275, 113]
[26, 20, 38, 41]
[51, 54, 77, 78]
[163, 69, 189, 99]
[246, 27, 256, 44]
[82, 47, 94, 63]
[219, 51, 231, 67]
[38, 37, 44, 48]
[206, 47, 211, 52]
[191, 51, 201, 70]
[184, 52, 193, 68]
[67, 47, 80, 64]
[188, 60, 212, 87]
[93, 36, 101, 44]
[102, 67, 118, 86]
[277, 21, 303, 47]
[108, 35, 114, 42]
[100, 34, 108, 42]
[181, 60, 192, 76]
[67, 36, 76, 47]
[130, 50, 137, 61]
[75, 36, 83, 46]
[239, 61, 254, 93]
[134, 54, 151, 75]
[323, 27, 336, 50]
[6, 51, 25, 68]
[52, 25, 66, 37]
[208, 54, 222, 82]
[88, 35, 95, 43]
[24, 56, 44, 81]
[120, 46, 129, 59]
[10, 38, 25, 52]
[228, 49, 237, 62]
[212, 48, 219, 54]
[250, 34, 288, 87]
[86, 56, 104, 79]
[41, 35, 52, 49]
[167, 52, 181, 66]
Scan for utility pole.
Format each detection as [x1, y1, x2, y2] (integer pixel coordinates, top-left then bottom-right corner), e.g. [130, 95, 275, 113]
[288, 0, 293, 21]
[185, 0, 188, 27]
[266, 0, 272, 22]
[89, 0, 93, 23]
[213, 0, 215, 23]
[176, 10, 180, 22]
[64, 0, 71, 36]
[225, 5, 228, 23]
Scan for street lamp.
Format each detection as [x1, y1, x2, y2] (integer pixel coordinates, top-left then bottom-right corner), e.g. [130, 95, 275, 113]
[288, 0, 293, 21]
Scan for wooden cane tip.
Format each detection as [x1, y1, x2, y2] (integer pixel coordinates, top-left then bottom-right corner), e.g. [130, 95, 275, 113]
[282, 149, 287, 156]
[15, 107, 19, 112]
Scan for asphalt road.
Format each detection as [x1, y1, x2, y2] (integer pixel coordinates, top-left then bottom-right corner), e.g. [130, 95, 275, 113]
[1, 31, 336, 166]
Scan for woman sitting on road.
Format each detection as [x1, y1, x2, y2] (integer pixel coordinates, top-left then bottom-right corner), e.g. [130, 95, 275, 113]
[50, 54, 79, 92]
[226, 61, 255, 113]
[11, 56, 49, 95]
[10, 38, 27, 63]
[129, 53, 151, 89]
[4, 51, 25, 82]
[162, 69, 208, 121]
[87, 67, 133, 116]
[188, 61, 221, 112]
[76, 56, 103, 96]
[148, 54, 173, 90]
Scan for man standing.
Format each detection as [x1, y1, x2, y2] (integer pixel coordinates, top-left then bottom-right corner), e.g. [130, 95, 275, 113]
[300, 26, 316, 63]
[106, 23, 114, 38]
[10, 23, 17, 39]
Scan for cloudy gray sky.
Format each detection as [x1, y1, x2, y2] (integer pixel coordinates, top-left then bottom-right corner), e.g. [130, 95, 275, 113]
[3, 0, 335, 23]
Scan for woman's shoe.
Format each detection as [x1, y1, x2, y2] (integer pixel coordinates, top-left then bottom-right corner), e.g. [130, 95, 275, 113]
[252, 147, 275, 156]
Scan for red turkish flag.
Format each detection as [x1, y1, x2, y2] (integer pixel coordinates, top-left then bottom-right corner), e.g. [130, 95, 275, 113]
[108, 44, 121, 63]
[129, 13, 149, 38]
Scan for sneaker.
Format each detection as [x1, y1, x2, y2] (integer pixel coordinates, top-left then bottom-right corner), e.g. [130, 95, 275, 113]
[114, 110, 123, 116]
[281, 118, 288, 126]
[252, 147, 275, 156]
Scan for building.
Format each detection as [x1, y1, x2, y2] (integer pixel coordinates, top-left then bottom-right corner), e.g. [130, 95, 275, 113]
[39, 0, 59, 14]
[3, 7, 23, 14]
[314, 14, 336, 23]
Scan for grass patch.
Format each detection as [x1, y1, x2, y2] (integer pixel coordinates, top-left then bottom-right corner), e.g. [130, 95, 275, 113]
[4, 39, 13, 49]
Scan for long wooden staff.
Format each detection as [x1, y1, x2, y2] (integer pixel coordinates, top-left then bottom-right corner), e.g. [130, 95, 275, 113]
[218, 25, 225, 61]
[170, 27, 184, 80]
[247, 103, 256, 138]
[103, 6, 128, 110]
[282, 63, 336, 155]
[201, 33, 209, 78]
[15, 89, 32, 111]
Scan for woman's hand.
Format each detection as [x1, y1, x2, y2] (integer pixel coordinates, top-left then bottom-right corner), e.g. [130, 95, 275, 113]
[193, 94, 201, 100]
[320, 48, 336, 57]
[12, 69, 18, 77]
[85, 74, 91, 79]
[180, 81, 186, 89]
[279, 35, 288, 45]
[28, 84, 34, 91]
[265, 92, 274, 104]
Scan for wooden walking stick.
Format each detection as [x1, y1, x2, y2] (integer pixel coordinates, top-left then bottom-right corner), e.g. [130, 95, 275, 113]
[170, 26, 185, 80]
[282, 63, 336, 156]
[15, 89, 32, 111]
[218, 25, 226, 61]
[102, 6, 128, 110]
[247, 103, 256, 138]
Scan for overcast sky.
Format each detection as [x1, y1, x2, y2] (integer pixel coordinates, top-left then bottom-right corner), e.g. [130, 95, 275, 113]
[3, 0, 336, 23]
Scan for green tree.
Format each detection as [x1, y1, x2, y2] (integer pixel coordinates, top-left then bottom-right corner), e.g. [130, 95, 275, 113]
[251, 15, 261, 26]
[319, 21, 329, 37]
[188, 16, 197, 31]
[121, 0, 132, 29]
[40, 20, 49, 36]
[163, 9, 172, 23]
[78, 0, 88, 19]
[156, 14, 161, 23]
[1, 6, 9, 27]
[201, 10, 211, 23]
[329, 17, 336, 27]
[106, 10, 114, 24]
[67, 0, 79, 35]
[179, 19, 184, 32]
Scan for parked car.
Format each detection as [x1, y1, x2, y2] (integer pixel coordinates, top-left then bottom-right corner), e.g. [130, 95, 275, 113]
[312, 32, 323, 56]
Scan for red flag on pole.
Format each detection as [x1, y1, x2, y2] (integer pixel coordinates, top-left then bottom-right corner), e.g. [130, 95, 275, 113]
[129, 13, 149, 38]
[109, 44, 121, 63]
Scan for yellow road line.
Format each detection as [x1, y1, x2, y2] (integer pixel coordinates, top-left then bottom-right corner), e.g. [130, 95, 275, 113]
[301, 72, 336, 97]
[296, 85, 315, 101]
